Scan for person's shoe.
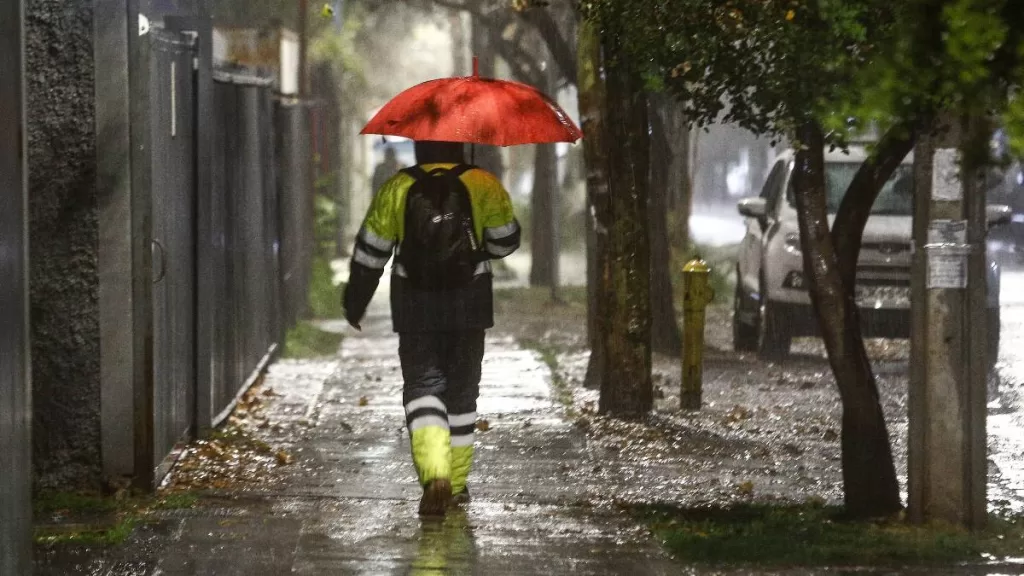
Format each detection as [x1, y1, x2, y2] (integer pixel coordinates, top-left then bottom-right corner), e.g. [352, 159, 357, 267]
[451, 486, 471, 505]
[419, 479, 452, 516]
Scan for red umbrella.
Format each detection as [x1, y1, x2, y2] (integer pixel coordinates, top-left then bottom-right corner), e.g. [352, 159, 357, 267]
[361, 59, 582, 146]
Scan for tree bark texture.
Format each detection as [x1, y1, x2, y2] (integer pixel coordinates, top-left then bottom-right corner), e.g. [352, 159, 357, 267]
[529, 60, 560, 290]
[529, 141, 559, 287]
[648, 95, 683, 356]
[469, 15, 505, 180]
[598, 32, 652, 418]
[577, 20, 608, 391]
[792, 122, 902, 518]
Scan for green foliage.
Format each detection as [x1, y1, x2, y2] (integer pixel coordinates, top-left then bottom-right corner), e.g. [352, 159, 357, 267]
[582, 0, 1024, 156]
[309, 6, 368, 98]
[308, 256, 343, 319]
[34, 517, 138, 547]
[581, 0, 899, 141]
[641, 504, 1024, 566]
[33, 490, 199, 547]
[670, 243, 736, 306]
[34, 492, 120, 516]
[314, 193, 339, 257]
[283, 321, 344, 358]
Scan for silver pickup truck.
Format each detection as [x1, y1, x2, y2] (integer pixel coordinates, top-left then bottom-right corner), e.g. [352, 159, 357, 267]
[733, 146, 1009, 364]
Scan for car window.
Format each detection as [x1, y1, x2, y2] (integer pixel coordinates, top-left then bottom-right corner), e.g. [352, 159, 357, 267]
[761, 158, 782, 201]
[760, 160, 786, 215]
[784, 162, 914, 215]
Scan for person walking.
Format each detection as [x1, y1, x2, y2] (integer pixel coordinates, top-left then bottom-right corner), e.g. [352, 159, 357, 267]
[343, 140, 521, 516]
[371, 145, 404, 196]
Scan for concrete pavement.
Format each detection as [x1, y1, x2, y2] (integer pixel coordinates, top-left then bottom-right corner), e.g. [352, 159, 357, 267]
[35, 301, 679, 575]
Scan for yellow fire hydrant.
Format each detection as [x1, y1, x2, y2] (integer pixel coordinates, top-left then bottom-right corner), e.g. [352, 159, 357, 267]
[681, 258, 714, 411]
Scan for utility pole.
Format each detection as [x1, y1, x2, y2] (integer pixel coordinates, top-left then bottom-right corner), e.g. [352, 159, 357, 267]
[908, 113, 989, 529]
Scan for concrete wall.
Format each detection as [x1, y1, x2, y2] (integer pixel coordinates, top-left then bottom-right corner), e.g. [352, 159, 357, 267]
[26, 0, 103, 490]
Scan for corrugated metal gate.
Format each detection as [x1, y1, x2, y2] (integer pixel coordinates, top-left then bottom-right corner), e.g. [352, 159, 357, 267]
[150, 29, 197, 479]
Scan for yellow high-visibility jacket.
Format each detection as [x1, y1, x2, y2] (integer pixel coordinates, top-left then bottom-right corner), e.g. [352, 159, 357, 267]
[343, 163, 521, 332]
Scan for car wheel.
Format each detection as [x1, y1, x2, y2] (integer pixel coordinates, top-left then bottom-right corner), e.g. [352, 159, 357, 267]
[758, 290, 792, 360]
[733, 278, 759, 352]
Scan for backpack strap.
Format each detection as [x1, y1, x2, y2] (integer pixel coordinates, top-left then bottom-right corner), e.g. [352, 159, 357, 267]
[404, 164, 478, 180]
[401, 165, 429, 181]
[448, 164, 477, 178]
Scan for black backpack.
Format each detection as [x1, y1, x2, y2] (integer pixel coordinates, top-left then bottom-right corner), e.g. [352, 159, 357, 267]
[398, 164, 483, 291]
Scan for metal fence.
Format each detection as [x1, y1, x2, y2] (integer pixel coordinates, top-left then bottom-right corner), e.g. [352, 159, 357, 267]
[0, 0, 32, 570]
[205, 70, 282, 422]
[137, 22, 314, 482]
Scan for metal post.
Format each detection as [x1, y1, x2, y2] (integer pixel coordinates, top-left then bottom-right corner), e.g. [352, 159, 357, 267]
[908, 113, 987, 528]
[681, 258, 712, 410]
[0, 0, 32, 570]
[166, 14, 215, 437]
[129, 0, 156, 491]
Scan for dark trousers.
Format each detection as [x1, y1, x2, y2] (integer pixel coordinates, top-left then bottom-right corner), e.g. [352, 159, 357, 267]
[399, 331, 485, 491]
[399, 330, 485, 420]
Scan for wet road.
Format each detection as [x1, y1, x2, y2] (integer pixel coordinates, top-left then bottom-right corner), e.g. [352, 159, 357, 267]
[990, 269, 1024, 513]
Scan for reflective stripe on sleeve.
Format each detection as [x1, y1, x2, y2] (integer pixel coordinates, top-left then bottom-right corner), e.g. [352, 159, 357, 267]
[353, 247, 390, 269]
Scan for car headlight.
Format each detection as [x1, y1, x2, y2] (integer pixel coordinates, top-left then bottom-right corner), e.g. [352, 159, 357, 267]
[784, 232, 802, 254]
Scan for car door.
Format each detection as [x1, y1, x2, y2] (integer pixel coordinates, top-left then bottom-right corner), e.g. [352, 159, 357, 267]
[740, 160, 786, 295]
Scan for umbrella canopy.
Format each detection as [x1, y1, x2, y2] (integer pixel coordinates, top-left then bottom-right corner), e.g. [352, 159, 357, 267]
[361, 60, 582, 147]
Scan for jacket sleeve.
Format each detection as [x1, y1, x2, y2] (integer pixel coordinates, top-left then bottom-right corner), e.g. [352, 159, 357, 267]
[343, 176, 401, 325]
[479, 176, 522, 260]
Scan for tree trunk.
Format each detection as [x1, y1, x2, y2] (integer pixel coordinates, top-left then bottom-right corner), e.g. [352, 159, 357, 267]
[469, 16, 505, 180]
[450, 12, 468, 76]
[791, 122, 902, 518]
[668, 104, 692, 249]
[648, 95, 682, 356]
[598, 30, 652, 418]
[529, 141, 559, 288]
[578, 20, 608, 391]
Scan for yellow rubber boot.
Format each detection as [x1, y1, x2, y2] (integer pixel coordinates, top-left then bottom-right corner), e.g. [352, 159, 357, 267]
[450, 445, 474, 501]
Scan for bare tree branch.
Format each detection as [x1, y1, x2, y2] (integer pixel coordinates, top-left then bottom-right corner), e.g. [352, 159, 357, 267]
[429, 0, 576, 83]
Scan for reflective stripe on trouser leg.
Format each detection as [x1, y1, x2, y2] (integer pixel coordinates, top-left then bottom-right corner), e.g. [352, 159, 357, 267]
[406, 395, 451, 485]
[449, 412, 476, 495]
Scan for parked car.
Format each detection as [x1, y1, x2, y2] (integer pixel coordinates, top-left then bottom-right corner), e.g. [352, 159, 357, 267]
[733, 146, 1010, 363]
[985, 162, 1024, 266]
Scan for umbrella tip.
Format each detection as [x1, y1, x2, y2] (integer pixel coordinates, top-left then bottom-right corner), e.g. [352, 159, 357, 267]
[472, 56, 479, 78]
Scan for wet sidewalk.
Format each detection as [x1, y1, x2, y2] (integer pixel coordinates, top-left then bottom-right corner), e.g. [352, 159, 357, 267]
[36, 309, 678, 575]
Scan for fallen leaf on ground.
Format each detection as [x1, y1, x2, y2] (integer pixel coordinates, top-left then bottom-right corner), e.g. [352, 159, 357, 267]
[726, 405, 753, 423]
[358, 396, 369, 407]
[737, 480, 755, 495]
[476, 419, 491, 432]
[276, 450, 294, 465]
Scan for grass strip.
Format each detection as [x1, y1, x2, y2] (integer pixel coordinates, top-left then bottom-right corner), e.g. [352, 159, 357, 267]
[639, 503, 1024, 567]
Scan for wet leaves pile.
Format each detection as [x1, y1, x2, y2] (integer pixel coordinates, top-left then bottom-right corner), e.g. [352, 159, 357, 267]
[164, 380, 294, 493]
